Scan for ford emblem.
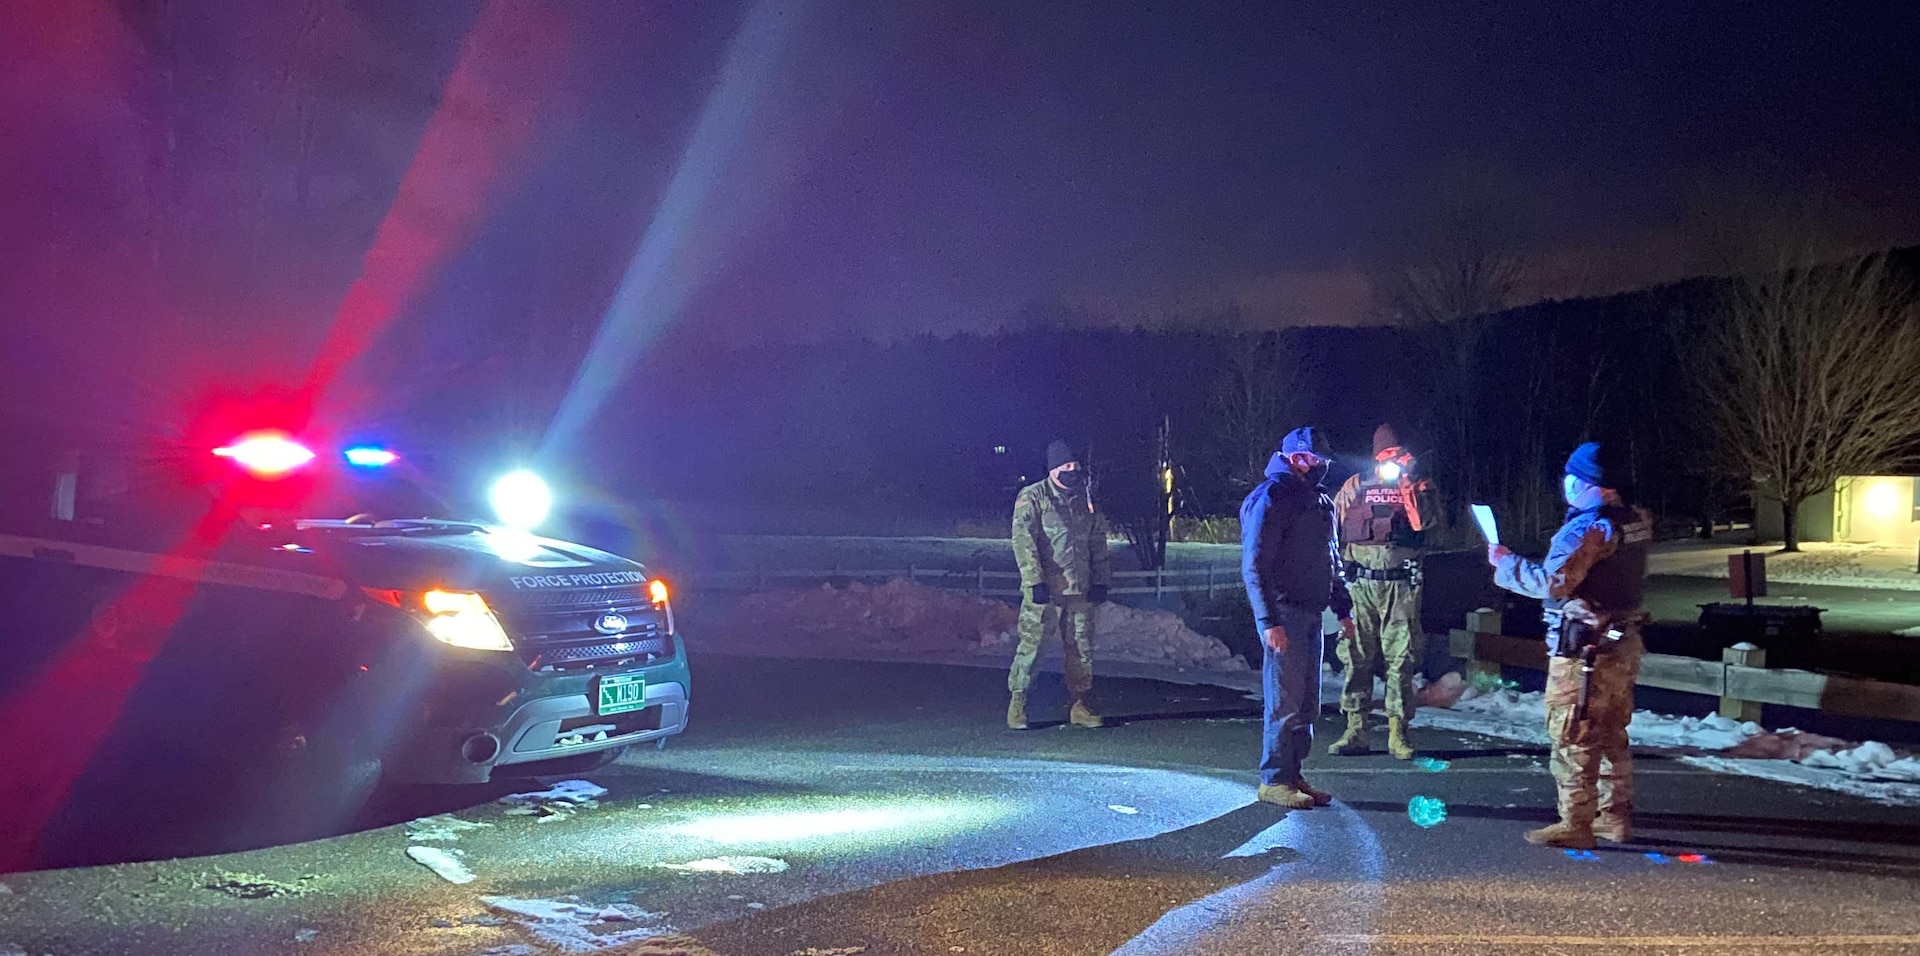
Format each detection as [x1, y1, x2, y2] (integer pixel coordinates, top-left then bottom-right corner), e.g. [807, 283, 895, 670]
[592, 611, 629, 635]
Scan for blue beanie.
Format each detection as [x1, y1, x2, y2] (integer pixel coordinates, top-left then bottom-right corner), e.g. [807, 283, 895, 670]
[1565, 442, 1608, 486]
[1279, 426, 1327, 456]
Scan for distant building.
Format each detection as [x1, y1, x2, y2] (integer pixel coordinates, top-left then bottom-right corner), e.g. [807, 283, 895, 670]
[1756, 475, 1920, 544]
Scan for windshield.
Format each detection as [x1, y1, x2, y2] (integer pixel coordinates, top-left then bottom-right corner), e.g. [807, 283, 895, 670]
[295, 469, 458, 522]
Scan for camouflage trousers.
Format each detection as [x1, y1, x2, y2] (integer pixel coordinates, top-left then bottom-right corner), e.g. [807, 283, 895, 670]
[1544, 632, 1644, 828]
[1339, 575, 1421, 718]
[1009, 595, 1094, 696]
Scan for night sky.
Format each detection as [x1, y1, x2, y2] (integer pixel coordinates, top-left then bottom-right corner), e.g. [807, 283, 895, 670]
[5, 0, 1918, 378]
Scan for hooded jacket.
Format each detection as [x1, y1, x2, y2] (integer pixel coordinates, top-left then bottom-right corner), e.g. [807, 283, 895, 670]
[1240, 453, 1353, 630]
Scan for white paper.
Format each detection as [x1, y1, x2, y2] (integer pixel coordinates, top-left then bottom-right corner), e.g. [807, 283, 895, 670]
[1470, 504, 1500, 545]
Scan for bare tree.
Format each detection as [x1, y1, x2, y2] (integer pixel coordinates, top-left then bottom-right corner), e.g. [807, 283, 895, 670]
[1206, 331, 1305, 486]
[1376, 200, 1536, 511]
[1695, 251, 1920, 550]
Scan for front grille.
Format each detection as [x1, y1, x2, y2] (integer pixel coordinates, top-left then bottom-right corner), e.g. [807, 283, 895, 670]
[490, 586, 674, 671]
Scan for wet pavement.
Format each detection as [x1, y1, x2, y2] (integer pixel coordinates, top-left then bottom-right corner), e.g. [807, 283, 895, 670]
[2, 652, 1917, 955]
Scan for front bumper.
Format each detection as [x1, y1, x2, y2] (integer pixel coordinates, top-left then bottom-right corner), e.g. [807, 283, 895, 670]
[386, 651, 692, 785]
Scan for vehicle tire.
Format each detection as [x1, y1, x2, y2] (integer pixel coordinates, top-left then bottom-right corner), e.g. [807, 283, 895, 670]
[240, 724, 384, 847]
[493, 744, 628, 779]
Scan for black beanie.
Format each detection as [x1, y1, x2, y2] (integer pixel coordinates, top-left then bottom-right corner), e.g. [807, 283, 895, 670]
[1046, 439, 1078, 471]
[1565, 442, 1609, 486]
[1372, 423, 1401, 456]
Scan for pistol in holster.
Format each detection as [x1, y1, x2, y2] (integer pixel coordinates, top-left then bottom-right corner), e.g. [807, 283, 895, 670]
[1548, 614, 1623, 723]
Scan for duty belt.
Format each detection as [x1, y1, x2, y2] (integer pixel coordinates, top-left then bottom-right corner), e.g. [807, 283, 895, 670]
[1345, 560, 1420, 584]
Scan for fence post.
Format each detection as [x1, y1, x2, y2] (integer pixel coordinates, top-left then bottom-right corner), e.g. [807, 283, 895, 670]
[1206, 564, 1215, 592]
[977, 567, 985, 595]
[1155, 568, 1164, 598]
[1462, 609, 1504, 685]
[1719, 642, 1766, 722]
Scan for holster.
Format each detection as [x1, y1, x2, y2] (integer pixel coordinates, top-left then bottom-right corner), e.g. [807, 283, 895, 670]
[1547, 613, 1625, 659]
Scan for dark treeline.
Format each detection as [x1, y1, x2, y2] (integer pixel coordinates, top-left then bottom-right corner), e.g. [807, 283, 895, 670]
[390, 276, 1750, 548]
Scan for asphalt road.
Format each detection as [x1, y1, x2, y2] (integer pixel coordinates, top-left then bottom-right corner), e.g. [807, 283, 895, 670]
[3, 652, 1919, 956]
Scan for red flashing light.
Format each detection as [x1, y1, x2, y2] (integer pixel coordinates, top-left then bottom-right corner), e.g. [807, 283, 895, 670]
[213, 432, 316, 476]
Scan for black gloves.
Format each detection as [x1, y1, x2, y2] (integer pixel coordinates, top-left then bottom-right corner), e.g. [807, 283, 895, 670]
[1029, 583, 1051, 605]
[1089, 584, 1110, 604]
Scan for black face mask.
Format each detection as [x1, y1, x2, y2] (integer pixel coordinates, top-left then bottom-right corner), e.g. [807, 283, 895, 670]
[1304, 463, 1330, 486]
[1055, 470, 1086, 490]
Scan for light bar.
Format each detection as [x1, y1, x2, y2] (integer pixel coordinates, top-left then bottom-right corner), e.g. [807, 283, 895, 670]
[213, 432, 316, 475]
[345, 446, 399, 467]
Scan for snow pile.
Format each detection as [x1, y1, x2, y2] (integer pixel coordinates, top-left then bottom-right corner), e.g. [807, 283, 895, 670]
[716, 579, 1248, 672]
[1086, 601, 1250, 672]
[1415, 678, 1920, 805]
[1801, 740, 1920, 781]
[501, 780, 608, 821]
[479, 896, 673, 953]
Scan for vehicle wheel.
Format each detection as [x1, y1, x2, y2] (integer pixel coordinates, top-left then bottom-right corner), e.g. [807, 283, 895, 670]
[241, 725, 384, 846]
[493, 745, 628, 779]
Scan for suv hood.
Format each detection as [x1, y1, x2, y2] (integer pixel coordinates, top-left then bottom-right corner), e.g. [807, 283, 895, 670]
[312, 527, 647, 594]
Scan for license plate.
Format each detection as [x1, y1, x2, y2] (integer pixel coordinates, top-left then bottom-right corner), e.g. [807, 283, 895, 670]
[596, 674, 647, 715]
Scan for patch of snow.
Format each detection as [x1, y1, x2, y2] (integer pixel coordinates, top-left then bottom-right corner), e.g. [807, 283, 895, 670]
[479, 896, 672, 953]
[1648, 541, 1920, 592]
[1415, 675, 1920, 805]
[406, 813, 493, 842]
[500, 780, 607, 807]
[1896, 626, 1920, 638]
[292, 929, 318, 943]
[406, 846, 476, 885]
[1107, 804, 1140, 814]
[659, 856, 790, 875]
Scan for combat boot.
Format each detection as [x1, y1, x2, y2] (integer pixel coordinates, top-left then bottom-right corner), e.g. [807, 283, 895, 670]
[1256, 783, 1316, 810]
[1007, 693, 1029, 730]
[1327, 712, 1370, 756]
[1593, 812, 1633, 844]
[1386, 717, 1415, 761]
[1069, 697, 1104, 729]
[1292, 777, 1334, 807]
[1524, 821, 1597, 850]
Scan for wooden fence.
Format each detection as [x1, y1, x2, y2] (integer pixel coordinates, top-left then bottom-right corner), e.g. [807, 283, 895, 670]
[688, 565, 1243, 600]
[1451, 609, 1920, 724]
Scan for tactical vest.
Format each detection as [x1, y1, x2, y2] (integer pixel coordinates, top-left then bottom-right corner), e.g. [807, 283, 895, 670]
[1340, 478, 1421, 548]
[1551, 503, 1653, 616]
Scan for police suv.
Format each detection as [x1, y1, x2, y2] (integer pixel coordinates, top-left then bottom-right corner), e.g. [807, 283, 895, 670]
[0, 415, 690, 836]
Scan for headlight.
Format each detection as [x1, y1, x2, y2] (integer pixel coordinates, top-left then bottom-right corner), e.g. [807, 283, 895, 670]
[490, 470, 552, 530]
[419, 589, 515, 651]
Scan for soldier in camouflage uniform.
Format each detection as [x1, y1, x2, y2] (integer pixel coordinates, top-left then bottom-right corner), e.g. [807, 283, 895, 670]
[1491, 442, 1654, 849]
[1329, 424, 1437, 760]
[1008, 439, 1112, 730]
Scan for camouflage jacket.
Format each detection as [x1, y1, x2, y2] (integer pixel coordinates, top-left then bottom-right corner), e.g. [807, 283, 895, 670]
[1494, 501, 1654, 639]
[1012, 478, 1112, 596]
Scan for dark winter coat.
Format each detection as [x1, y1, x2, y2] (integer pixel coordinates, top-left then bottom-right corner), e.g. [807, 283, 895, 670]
[1240, 453, 1353, 631]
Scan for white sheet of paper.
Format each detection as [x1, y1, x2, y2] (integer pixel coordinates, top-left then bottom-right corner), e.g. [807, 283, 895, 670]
[1471, 503, 1500, 545]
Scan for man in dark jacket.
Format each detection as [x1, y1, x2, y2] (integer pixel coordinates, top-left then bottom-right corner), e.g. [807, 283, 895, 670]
[1241, 426, 1356, 809]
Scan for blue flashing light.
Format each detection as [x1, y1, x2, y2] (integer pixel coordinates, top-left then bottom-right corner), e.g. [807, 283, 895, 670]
[344, 446, 399, 467]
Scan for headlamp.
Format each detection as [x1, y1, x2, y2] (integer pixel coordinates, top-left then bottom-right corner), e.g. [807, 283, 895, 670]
[1376, 461, 1404, 482]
